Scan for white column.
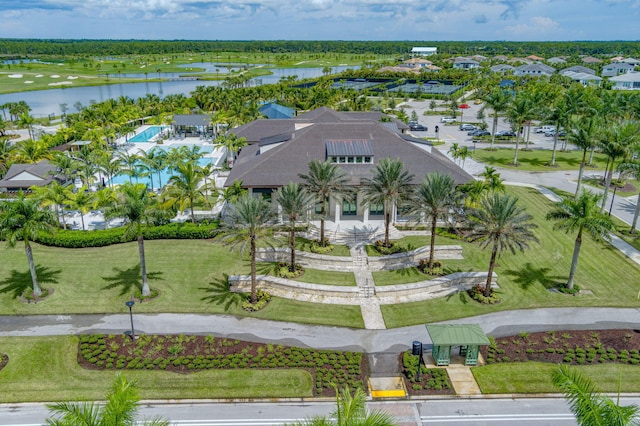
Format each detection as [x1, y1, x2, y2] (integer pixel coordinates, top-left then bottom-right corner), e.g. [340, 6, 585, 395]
[334, 200, 341, 226]
[363, 203, 369, 224]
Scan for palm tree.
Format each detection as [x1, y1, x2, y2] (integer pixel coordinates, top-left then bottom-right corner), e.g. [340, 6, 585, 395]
[0, 193, 56, 297]
[506, 92, 534, 166]
[276, 182, 314, 272]
[214, 132, 247, 167]
[467, 193, 539, 297]
[29, 181, 71, 229]
[483, 89, 511, 149]
[552, 364, 639, 426]
[411, 172, 461, 270]
[104, 183, 160, 297]
[618, 155, 640, 234]
[218, 194, 277, 304]
[221, 179, 246, 205]
[288, 385, 398, 426]
[65, 187, 96, 230]
[479, 166, 505, 193]
[0, 139, 15, 178]
[46, 373, 169, 426]
[598, 121, 639, 212]
[362, 158, 414, 247]
[299, 160, 350, 247]
[161, 162, 207, 223]
[546, 190, 615, 290]
[568, 116, 599, 198]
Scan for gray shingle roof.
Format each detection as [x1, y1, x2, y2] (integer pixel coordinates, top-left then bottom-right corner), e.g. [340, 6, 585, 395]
[172, 114, 211, 127]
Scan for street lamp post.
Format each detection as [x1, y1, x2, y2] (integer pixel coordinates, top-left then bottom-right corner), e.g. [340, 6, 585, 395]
[125, 300, 135, 340]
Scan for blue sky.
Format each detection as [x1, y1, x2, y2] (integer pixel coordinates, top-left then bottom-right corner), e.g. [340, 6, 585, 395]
[1, 0, 639, 41]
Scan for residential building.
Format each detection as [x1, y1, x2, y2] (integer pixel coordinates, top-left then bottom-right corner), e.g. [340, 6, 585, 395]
[0, 160, 66, 193]
[559, 66, 596, 76]
[562, 71, 602, 87]
[411, 47, 437, 56]
[546, 57, 567, 64]
[452, 58, 480, 70]
[513, 63, 555, 77]
[602, 62, 636, 77]
[402, 58, 433, 69]
[582, 56, 603, 64]
[610, 72, 640, 90]
[259, 102, 295, 119]
[490, 64, 515, 73]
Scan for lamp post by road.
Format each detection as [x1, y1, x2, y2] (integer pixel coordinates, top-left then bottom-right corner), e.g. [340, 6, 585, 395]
[125, 300, 135, 340]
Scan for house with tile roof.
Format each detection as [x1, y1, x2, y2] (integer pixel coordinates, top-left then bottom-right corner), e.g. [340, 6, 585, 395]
[610, 72, 640, 90]
[602, 62, 636, 77]
[559, 66, 596, 76]
[561, 71, 602, 87]
[225, 107, 472, 225]
[452, 58, 480, 70]
[514, 63, 555, 77]
[582, 56, 603, 64]
[490, 64, 515, 73]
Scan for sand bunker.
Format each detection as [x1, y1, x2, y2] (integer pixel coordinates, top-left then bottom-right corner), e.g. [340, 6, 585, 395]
[24, 81, 34, 84]
[50, 74, 60, 78]
[48, 81, 72, 86]
[35, 74, 43, 78]
[67, 76, 78, 80]
[8, 74, 23, 78]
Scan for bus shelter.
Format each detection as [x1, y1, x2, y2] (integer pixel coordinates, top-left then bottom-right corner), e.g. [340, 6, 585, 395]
[425, 324, 490, 366]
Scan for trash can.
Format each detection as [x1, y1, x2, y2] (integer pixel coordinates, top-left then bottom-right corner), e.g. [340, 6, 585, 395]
[412, 341, 422, 356]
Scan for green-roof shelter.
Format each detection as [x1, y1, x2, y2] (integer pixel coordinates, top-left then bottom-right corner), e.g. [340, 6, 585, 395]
[426, 324, 490, 366]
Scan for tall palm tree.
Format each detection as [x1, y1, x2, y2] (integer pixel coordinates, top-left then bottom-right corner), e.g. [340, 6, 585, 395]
[299, 160, 350, 247]
[46, 373, 169, 426]
[288, 385, 398, 426]
[0, 193, 56, 297]
[552, 364, 639, 426]
[161, 162, 207, 223]
[411, 172, 461, 270]
[598, 121, 639, 212]
[276, 182, 314, 272]
[506, 92, 534, 166]
[479, 166, 505, 193]
[546, 190, 615, 290]
[362, 158, 414, 247]
[65, 187, 96, 230]
[105, 183, 160, 297]
[482, 89, 511, 149]
[214, 133, 247, 167]
[568, 116, 599, 198]
[467, 193, 539, 297]
[218, 194, 277, 304]
[0, 139, 15, 178]
[618, 155, 640, 234]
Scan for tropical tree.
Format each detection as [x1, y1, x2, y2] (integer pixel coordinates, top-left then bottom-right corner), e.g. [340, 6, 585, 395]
[287, 385, 398, 426]
[552, 364, 639, 426]
[214, 132, 247, 167]
[483, 89, 511, 149]
[105, 183, 161, 297]
[568, 116, 599, 198]
[546, 190, 615, 290]
[506, 92, 534, 166]
[220, 179, 246, 204]
[411, 172, 461, 270]
[218, 194, 277, 304]
[65, 187, 96, 230]
[479, 166, 505, 193]
[276, 182, 314, 272]
[161, 162, 207, 223]
[618, 155, 640, 234]
[0, 139, 15, 178]
[467, 193, 539, 297]
[362, 158, 414, 247]
[45, 373, 169, 426]
[0, 193, 56, 297]
[299, 160, 350, 247]
[29, 181, 71, 229]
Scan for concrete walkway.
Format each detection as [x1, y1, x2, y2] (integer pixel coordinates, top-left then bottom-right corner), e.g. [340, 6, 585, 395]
[350, 244, 386, 330]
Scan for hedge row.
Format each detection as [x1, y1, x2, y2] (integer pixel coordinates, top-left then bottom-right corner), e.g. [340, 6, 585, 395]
[35, 222, 220, 248]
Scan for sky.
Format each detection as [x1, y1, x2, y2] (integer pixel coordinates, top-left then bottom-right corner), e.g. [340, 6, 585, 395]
[0, 0, 639, 41]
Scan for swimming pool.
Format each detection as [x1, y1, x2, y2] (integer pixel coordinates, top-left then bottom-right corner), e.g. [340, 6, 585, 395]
[109, 157, 214, 188]
[129, 126, 164, 143]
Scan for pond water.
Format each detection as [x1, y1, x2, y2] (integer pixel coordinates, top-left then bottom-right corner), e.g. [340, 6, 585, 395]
[0, 66, 359, 117]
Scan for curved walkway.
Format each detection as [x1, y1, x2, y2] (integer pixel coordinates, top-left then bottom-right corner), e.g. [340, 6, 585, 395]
[1, 308, 640, 353]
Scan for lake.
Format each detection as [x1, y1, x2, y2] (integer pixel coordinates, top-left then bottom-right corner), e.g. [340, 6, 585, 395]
[0, 66, 358, 118]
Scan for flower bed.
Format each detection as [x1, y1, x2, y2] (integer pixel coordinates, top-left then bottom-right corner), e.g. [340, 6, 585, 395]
[400, 351, 455, 396]
[77, 334, 366, 397]
[482, 329, 640, 365]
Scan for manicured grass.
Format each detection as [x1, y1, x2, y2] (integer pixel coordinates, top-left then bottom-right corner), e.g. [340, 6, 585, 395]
[381, 186, 640, 327]
[293, 268, 357, 286]
[472, 148, 608, 172]
[472, 362, 640, 394]
[293, 237, 351, 257]
[0, 336, 313, 403]
[0, 239, 363, 328]
[373, 267, 438, 286]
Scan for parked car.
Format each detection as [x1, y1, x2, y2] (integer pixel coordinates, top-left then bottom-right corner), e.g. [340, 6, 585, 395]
[545, 129, 567, 137]
[441, 117, 457, 123]
[459, 124, 477, 131]
[468, 129, 491, 136]
[495, 130, 517, 137]
[409, 124, 428, 131]
[535, 125, 555, 134]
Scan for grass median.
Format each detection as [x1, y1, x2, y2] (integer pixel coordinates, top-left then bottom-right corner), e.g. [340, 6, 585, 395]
[0, 336, 313, 403]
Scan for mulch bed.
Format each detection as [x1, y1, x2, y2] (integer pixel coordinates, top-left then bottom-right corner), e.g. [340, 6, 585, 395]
[77, 334, 366, 397]
[481, 329, 640, 365]
[0, 354, 8, 372]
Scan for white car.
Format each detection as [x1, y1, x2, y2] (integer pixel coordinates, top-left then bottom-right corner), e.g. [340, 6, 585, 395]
[440, 117, 456, 123]
[535, 125, 555, 134]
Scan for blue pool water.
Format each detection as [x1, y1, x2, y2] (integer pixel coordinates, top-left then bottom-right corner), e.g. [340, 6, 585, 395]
[129, 126, 164, 143]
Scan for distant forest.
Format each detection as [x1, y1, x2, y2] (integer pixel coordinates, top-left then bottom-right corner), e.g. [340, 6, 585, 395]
[0, 39, 638, 57]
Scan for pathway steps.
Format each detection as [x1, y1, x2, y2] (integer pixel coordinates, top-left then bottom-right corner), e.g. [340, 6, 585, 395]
[351, 244, 387, 330]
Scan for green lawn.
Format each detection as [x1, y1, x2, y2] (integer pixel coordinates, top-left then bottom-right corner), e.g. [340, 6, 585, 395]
[0, 239, 363, 328]
[381, 186, 640, 327]
[293, 268, 357, 286]
[472, 148, 608, 172]
[0, 336, 313, 403]
[473, 362, 640, 394]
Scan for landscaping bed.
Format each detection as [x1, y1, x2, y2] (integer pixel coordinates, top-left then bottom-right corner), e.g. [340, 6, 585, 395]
[77, 334, 366, 397]
[400, 351, 455, 396]
[482, 329, 640, 365]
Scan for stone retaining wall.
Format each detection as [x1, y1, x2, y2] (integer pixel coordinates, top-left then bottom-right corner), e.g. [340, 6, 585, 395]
[256, 246, 463, 272]
[228, 272, 497, 305]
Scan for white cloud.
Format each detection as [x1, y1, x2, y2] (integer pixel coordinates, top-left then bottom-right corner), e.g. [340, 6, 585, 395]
[504, 16, 559, 36]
